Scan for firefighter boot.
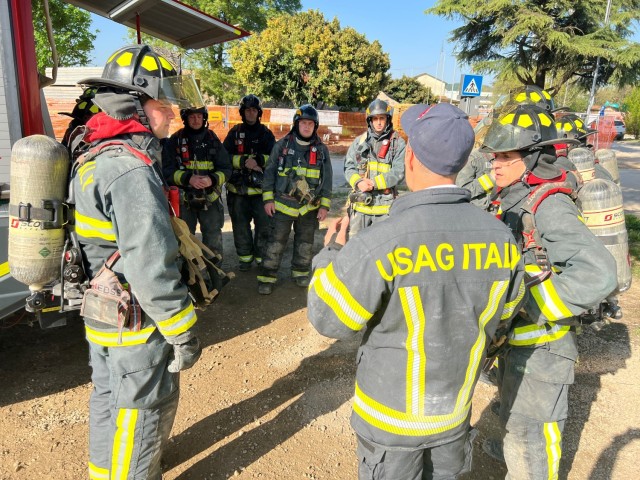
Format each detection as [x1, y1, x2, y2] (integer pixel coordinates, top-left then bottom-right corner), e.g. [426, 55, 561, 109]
[258, 282, 273, 295]
[482, 438, 506, 464]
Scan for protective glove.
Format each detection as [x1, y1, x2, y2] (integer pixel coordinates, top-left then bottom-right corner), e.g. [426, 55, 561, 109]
[167, 336, 202, 373]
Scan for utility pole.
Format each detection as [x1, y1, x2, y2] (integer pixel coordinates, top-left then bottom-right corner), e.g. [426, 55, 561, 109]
[585, 0, 613, 123]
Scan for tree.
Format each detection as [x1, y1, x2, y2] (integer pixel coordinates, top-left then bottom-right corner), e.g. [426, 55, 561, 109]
[229, 10, 390, 108]
[31, 0, 96, 72]
[623, 87, 640, 139]
[427, 0, 640, 94]
[384, 76, 434, 104]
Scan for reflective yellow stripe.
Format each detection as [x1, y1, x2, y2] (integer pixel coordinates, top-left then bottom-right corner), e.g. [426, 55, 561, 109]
[310, 264, 372, 331]
[374, 174, 387, 190]
[319, 197, 331, 209]
[239, 255, 253, 263]
[275, 201, 301, 217]
[292, 270, 308, 278]
[246, 187, 262, 195]
[369, 161, 390, 173]
[0, 262, 9, 277]
[528, 273, 573, 321]
[85, 325, 156, 347]
[478, 174, 494, 192]
[353, 203, 390, 215]
[502, 282, 526, 320]
[262, 191, 274, 201]
[157, 303, 197, 337]
[349, 173, 361, 188]
[508, 323, 570, 346]
[75, 211, 116, 242]
[232, 155, 243, 169]
[215, 171, 226, 185]
[88, 462, 109, 480]
[544, 422, 561, 480]
[277, 167, 320, 179]
[185, 160, 214, 170]
[112, 408, 138, 479]
[257, 275, 276, 283]
[353, 382, 470, 436]
[399, 287, 426, 415]
[457, 280, 508, 408]
[299, 203, 320, 216]
[78, 162, 96, 191]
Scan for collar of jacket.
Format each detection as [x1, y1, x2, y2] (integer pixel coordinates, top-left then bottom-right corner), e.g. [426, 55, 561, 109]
[85, 112, 151, 143]
[389, 186, 470, 216]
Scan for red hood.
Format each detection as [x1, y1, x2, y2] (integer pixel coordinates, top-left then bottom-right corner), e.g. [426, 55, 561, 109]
[85, 112, 151, 143]
[524, 170, 567, 186]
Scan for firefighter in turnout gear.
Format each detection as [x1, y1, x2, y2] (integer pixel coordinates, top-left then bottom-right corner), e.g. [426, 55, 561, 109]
[258, 104, 332, 295]
[308, 103, 526, 479]
[60, 86, 100, 147]
[223, 94, 276, 271]
[344, 99, 405, 236]
[163, 106, 232, 262]
[73, 44, 203, 479]
[480, 104, 617, 479]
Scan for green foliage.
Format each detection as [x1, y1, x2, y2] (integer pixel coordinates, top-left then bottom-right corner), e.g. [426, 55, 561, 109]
[427, 0, 640, 93]
[385, 76, 434, 104]
[31, 0, 96, 72]
[623, 87, 640, 138]
[229, 10, 390, 108]
[625, 214, 640, 277]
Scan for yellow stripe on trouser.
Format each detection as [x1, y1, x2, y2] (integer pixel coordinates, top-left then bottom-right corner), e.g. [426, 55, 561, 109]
[88, 461, 109, 480]
[310, 264, 372, 331]
[399, 287, 426, 415]
[111, 408, 138, 479]
[353, 382, 470, 436]
[543, 422, 561, 480]
[456, 280, 508, 408]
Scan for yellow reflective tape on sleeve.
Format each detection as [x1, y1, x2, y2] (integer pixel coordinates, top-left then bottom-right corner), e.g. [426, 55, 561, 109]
[232, 155, 243, 168]
[85, 325, 156, 347]
[501, 281, 526, 320]
[0, 262, 9, 277]
[75, 211, 116, 242]
[88, 462, 109, 480]
[349, 173, 362, 188]
[374, 174, 388, 190]
[529, 277, 573, 321]
[508, 323, 570, 346]
[263, 191, 274, 201]
[320, 197, 331, 209]
[111, 408, 138, 479]
[310, 263, 372, 331]
[544, 422, 562, 479]
[157, 303, 197, 337]
[353, 382, 470, 436]
[399, 287, 426, 415]
[215, 171, 226, 185]
[478, 174, 494, 192]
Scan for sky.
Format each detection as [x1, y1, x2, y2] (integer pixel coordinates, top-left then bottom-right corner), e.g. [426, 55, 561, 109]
[87, 0, 470, 85]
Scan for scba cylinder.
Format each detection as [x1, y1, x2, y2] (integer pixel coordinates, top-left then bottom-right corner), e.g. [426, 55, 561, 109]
[578, 178, 631, 294]
[568, 147, 596, 183]
[595, 149, 620, 185]
[8, 135, 70, 290]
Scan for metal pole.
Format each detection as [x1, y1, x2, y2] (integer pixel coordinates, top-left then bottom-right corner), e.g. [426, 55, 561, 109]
[585, 0, 613, 120]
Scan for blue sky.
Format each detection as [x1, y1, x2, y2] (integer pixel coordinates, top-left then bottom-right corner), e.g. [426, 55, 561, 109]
[87, 1, 468, 83]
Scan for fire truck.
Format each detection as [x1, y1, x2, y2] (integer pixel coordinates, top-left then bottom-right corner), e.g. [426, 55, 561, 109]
[0, 0, 248, 326]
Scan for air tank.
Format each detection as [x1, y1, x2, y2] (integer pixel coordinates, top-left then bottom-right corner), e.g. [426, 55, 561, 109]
[568, 147, 595, 183]
[594, 149, 620, 185]
[578, 178, 631, 294]
[8, 135, 70, 290]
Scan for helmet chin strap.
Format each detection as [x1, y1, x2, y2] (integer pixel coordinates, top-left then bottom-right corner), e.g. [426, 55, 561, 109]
[135, 96, 151, 130]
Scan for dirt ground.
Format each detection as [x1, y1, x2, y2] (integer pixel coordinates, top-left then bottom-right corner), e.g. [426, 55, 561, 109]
[1, 195, 640, 480]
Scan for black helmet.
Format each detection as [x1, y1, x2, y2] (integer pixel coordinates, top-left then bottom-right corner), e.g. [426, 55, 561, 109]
[79, 44, 203, 109]
[61, 87, 100, 122]
[480, 104, 576, 154]
[239, 94, 263, 121]
[555, 114, 596, 146]
[180, 106, 209, 128]
[366, 99, 393, 136]
[293, 104, 319, 138]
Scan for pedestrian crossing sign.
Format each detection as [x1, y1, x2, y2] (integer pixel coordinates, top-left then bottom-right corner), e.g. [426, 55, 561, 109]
[460, 74, 483, 97]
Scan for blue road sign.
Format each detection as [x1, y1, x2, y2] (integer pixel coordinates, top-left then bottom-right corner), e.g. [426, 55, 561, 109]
[460, 74, 483, 97]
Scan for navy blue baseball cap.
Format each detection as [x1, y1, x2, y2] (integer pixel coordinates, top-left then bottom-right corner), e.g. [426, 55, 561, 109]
[400, 103, 475, 175]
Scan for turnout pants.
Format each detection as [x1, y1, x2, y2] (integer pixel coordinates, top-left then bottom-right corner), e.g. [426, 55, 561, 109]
[497, 343, 576, 480]
[259, 210, 318, 283]
[87, 329, 179, 480]
[226, 191, 271, 265]
[356, 428, 476, 480]
[180, 199, 225, 261]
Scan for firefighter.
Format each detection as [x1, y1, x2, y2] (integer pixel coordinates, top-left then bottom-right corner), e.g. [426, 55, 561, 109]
[163, 106, 232, 263]
[307, 103, 526, 479]
[223, 94, 276, 271]
[73, 44, 203, 479]
[258, 104, 332, 295]
[344, 99, 405, 236]
[60, 86, 100, 147]
[479, 104, 617, 478]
